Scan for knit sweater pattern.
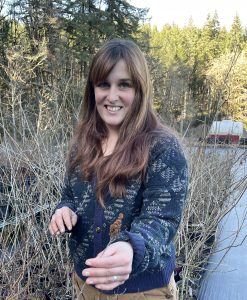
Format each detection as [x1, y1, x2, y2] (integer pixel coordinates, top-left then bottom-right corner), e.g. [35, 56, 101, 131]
[55, 134, 188, 295]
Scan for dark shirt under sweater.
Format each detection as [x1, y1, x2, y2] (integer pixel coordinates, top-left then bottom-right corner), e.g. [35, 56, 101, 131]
[54, 134, 189, 294]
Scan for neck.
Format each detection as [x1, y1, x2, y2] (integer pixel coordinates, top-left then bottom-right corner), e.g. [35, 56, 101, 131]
[102, 130, 119, 156]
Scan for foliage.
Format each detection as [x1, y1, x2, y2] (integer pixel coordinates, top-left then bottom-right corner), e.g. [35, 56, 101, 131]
[205, 51, 247, 129]
[0, 0, 148, 140]
[145, 13, 247, 131]
[1, 3, 247, 136]
[0, 38, 83, 141]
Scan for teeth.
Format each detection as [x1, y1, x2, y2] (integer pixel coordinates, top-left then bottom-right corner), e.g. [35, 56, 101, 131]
[106, 106, 121, 111]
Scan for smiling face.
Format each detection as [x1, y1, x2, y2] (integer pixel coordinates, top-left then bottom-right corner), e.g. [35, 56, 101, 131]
[94, 59, 135, 135]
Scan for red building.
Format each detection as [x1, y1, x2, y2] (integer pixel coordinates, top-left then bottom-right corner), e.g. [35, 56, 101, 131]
[206, 120, 244, 144]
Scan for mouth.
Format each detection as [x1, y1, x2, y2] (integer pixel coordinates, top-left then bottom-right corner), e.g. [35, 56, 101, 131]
[105, 105, 123, 112]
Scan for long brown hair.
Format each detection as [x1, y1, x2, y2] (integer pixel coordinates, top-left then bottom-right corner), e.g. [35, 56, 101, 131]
[68, 38, 167, 207]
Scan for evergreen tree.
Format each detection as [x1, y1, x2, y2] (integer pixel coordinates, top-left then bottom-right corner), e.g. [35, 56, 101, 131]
[9, 0, 61, 53]
[60, 0, 147, 74]
[0, 7, 10, 73]
[229, 14, 245, 51]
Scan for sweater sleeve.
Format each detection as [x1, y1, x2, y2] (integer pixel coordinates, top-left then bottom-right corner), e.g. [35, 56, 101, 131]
[53, 172, 77, 214]
[109, 136, 188, 274]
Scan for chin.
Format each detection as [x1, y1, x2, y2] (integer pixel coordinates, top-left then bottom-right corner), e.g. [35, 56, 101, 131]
[105, 122, 122, 131]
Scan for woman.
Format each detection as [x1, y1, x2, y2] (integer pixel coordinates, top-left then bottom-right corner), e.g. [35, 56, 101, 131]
[49, 38, 188, 300]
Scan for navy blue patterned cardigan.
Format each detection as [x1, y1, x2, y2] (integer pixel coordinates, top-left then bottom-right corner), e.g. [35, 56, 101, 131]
[55, 133, 188, 294]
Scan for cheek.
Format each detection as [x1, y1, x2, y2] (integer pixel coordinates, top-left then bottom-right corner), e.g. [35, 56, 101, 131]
[126, 92, 135, 106]
[94, 93, 102, 112]
[94, 90, 103, 105]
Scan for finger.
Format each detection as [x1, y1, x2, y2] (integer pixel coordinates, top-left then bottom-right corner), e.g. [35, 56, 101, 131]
[49, 218, 61, 235]
[94, 282, 123, 291]
[71, 211, 78, 226]
[96, 247, 116, 258]
[62, 210, 74, 231]
[86, 274, 128, 286]
[53, 211, 66, 233]
[86, 254, 128, 268]
[82, 266, 129, 278]
[48, 223, 56, 235]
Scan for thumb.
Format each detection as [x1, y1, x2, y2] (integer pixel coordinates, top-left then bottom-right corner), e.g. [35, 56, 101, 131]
[97, 244, 116, 258]
[71, 212, 78, 226]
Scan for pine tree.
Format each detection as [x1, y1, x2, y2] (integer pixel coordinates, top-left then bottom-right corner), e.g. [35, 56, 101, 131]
[229, 14, 245, 52]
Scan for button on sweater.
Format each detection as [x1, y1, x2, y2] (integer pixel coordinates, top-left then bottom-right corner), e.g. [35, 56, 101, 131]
[54, 134, 189, 294]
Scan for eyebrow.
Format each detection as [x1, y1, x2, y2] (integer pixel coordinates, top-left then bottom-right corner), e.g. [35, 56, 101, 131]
[96, 78, 132, 84]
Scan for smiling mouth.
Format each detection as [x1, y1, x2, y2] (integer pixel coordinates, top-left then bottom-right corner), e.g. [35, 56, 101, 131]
[105, 105, 122, 112]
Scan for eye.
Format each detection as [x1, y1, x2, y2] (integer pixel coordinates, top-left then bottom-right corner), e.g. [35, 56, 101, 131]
[96, 81, 109, 88]
[119, 81, 132, 89]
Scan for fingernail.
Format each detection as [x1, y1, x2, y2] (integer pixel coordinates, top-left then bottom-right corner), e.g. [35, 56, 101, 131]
[87, 279, 94, 284]
[82, 271, 89, 276]
[85, 260, 92, 266]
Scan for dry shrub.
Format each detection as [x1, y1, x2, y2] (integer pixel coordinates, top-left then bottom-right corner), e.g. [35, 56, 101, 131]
[176, 142, 247, 299]
[0, 136, 73, 299]
[0, 132, 246, 299]
[0, 39, 81, 299]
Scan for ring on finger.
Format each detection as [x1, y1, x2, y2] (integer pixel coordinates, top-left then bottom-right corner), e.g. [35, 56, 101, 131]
[112, 275, 118, 282]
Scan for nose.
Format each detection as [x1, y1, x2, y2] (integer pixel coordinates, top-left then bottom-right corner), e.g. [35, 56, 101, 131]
[107, 85, 119, 102]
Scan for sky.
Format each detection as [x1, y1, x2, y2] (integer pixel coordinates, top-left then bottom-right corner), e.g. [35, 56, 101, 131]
[131, 0, 247, 30]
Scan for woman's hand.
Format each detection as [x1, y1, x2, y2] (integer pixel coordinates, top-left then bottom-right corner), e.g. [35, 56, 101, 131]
[82, 241, 133, 290]
[48, 206, 78, 235]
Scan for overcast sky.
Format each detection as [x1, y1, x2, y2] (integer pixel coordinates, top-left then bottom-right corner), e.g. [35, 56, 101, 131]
[131, 0, 247, 30]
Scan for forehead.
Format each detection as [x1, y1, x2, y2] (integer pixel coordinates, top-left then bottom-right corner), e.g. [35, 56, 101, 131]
[106, 60, 131, 80]
[92, 57, 132, 85]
